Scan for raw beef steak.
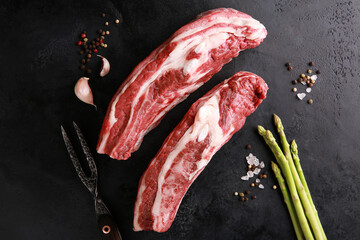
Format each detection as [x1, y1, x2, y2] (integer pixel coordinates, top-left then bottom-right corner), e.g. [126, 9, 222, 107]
[97, 8, 267, 160]
[133, 71, 268, 232]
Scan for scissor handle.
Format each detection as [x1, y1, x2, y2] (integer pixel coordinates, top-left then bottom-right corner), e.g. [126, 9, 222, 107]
[98, 214, 123, 240]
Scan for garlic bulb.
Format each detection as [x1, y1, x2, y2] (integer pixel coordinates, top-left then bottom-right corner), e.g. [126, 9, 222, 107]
[98, 55, 110, 77]
[74, 77, 96, 108]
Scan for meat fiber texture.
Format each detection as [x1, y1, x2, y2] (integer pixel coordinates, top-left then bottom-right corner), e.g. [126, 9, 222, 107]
[97, 8, 267, 160]
[133, 71, 268, 232]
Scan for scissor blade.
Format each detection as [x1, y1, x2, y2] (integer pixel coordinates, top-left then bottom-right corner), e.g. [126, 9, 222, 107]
[61, 125, 96, 194]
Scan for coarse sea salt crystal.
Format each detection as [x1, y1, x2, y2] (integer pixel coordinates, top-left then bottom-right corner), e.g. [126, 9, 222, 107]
[253, 168, 261, 175]
[306, 88, 312, 93]
[256, 178, 260, 183]
[301, 81, 306, 85]
[241, 175, 249, 181]
[254, 158, 259, 166]
[311, 75, 317, 81]
[247, 171, 254, 178]
[260, 161, 265, 168]
[259, 184, 264, 189]
[297, 93, 306, 100]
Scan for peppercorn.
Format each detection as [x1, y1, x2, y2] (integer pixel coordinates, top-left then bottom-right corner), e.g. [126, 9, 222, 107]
[316, 70, 321, 74]
[273, 185, 277, 190]
[86, 58, 91, 63]
[80, 65, 85, 70]
[87, 54, 92, 58]
[306, 76, 310, 80]
[83, 30, 87, 34]
[288, 66, 293, 71]
[255, 182, 259, 186]
[307, 69, 312, 74]
[105, 21, 109, 26]
[240, 197, 245, 202]
[101, 32, 106, 36]
[239, 192, 244, 197]
[250, 183, 255, 187]
[101, 13, 106, 18]
[115, 19, 120, 24]
[234, 192, 238, 196]
[100, 36, 105, 40]
[245, 190, 250, 195]
[244, 197, 249, 202]
[87, 69, 92, 74]
[81, 58, 86, 64]
[259, 175, 263, 179]
[98, 29, 103, 34]
[104, 44, 108, 48]
[298, 78, 303, 82]
[83, 44, 88, 49]
[285, 62, 291, 67]
[105, 31, 110, 35]
[263, 174, 267, 179]
[95, 42, 100, 47]
[81, 33, 86, 38]
[292, 79, 297, 85]
[309, 61, 314, 66]
[308, 99, 313, 104]
[93, 49, 98, 53]
[80, 50, 84, 55]
[89, 45, 93, 49]
[292, 88, 297, 92]
[245, 144, 251, 149]
[306, 80, 310, 84]
[307, 83, 314, 87]
[251, 195, 257, 200]
[300, 74, 305, 78]
[88, 50, 92, 54]
[311, 79, 315, 84]
[77, 41, 82, 46]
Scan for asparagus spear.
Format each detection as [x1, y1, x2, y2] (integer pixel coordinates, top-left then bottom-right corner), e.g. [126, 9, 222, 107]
[273, 114, 325, 239]
[258, 126, 314, 240]
[272, 161, 305, 240]
[291, 140, 326, 239]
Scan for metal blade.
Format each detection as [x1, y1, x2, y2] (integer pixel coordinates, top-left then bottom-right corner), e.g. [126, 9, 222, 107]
[73, 122, 98, 179]
[61, 125, 97, 195]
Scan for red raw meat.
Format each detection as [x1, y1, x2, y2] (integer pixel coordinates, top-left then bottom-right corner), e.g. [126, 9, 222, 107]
[133, 71, 268, 232]
[97, 8, 267, 160]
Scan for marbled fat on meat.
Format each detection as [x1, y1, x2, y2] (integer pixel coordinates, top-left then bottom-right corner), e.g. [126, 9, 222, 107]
[97, 8, 267, 160]
[133, 71, 268, 232]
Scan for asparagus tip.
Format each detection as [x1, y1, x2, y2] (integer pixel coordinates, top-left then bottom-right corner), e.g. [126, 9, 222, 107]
[258, 125, 266, 135]
[291, 140, 298, 154]
[273, 113, 284, 131]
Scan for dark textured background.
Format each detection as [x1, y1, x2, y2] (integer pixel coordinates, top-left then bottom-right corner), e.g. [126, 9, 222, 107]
[0, 0, 359, 239]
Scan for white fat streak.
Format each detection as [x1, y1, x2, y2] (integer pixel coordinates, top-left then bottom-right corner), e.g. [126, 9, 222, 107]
[101, 14, 265, 156]
[197, 124, 209, 142]
[151, 94, 225, 229]
[97, 93, 121, 153]
[133, 179, 147, 231]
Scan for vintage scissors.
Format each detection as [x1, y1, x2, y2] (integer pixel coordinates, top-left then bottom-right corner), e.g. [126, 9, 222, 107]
[61, 122, 122, 240]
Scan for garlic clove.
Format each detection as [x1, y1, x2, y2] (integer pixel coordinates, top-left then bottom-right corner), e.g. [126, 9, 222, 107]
[74, 77, 96, 109]
[98, 55, 110, 77]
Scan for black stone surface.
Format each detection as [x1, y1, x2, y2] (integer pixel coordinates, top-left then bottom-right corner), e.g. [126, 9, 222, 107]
[0, 0, 359, 239]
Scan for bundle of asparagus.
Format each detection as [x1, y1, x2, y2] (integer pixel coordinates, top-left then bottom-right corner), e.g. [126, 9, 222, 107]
[258, 114, 326, 240]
